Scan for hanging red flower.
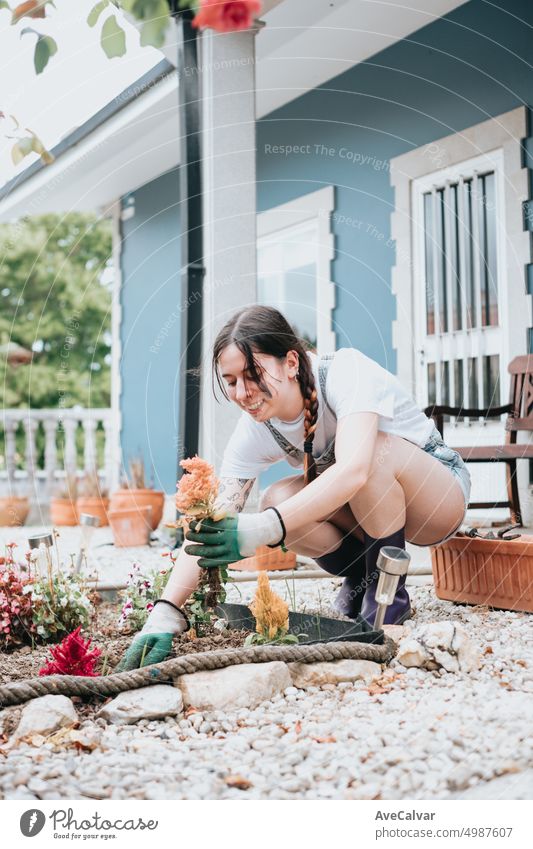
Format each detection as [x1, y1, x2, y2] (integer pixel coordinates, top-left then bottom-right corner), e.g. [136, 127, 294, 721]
[192, 0, 262, 33]
[38, 627, 101, 677]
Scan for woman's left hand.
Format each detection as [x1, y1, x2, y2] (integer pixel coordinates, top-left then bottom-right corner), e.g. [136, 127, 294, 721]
[184, 510, 284, 568]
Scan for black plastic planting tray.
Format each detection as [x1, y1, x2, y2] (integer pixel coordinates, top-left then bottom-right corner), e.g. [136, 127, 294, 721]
[215, 602, 384, 645]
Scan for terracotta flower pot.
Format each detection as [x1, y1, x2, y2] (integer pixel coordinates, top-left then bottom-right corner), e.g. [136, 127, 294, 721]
[108, 489, 164, 531]
[75, 497, 109, 527]
[231, 544, 297, 572]
[108, 506, 152, 547]
[50, 497, 78, 526]
[0, 496, 30, 527]
[431, 533, 533, 613]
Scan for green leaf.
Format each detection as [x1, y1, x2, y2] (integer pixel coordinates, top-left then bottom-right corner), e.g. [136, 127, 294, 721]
[34, 34, 57, 74]
[87, 0, 108, 27]
[101, 13, 126, 58]
[140, 14, 169, 48]
[0, 1, 10, 10]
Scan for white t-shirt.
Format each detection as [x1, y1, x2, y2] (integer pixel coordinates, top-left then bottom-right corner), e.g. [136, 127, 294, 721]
[220, 348, 434, 479]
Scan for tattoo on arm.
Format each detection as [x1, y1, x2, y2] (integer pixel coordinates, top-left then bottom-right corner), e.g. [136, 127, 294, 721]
[216, 478, 255, 513]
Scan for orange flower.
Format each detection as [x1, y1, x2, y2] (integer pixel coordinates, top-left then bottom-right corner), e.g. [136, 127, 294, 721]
[175, 456, 219, 518]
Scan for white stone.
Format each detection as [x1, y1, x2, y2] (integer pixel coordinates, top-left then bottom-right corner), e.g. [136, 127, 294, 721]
[397, 622, 480, 673]
[288, 659, 382, 688]
[12, 695, 78, 742]
[96, 685, 183, 725]
[175, 662, 292, 711]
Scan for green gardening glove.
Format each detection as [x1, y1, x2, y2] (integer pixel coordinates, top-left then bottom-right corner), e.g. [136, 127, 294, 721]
[114, 601, 189, 672]
[184, 510, 285, 568]
[115, 632, 174, 672]
[184, 516, 242, 568]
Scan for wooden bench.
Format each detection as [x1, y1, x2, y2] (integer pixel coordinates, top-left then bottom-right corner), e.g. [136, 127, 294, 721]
[424, 355, 533, 526]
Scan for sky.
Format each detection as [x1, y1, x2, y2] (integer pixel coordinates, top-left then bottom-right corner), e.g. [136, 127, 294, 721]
[0, 0, 164, 185]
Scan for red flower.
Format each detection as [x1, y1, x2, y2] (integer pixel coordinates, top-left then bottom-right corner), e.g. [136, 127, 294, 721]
[192, 0, 262, 32]
[39, 627, 101, 677]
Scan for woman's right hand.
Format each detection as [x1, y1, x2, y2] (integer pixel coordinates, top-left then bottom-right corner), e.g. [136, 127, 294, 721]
[114, 600, 189, 672]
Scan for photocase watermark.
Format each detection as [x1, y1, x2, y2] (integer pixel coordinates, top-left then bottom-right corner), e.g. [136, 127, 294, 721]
[19, 807, 159, 839]
[56, 308, 81, 413]
[20, 809, 46, 837]
[180, 55, 255, 78]
[149, 274, 235, 354]
[263, 142, 389, 172]
[319, 209, 414, 271]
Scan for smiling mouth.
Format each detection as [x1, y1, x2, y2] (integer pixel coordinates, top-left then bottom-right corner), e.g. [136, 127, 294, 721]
[244, 399, 265, 412]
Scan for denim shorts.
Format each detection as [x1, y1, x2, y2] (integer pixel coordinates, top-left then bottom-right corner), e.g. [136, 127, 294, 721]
[419, 426, 472, 545]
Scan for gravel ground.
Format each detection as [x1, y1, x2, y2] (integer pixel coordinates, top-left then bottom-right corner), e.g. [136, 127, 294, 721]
[1, 526, 533, 800]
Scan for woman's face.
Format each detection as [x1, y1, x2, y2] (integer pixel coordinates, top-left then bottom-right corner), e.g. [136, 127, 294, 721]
[218, 343, 301, 422]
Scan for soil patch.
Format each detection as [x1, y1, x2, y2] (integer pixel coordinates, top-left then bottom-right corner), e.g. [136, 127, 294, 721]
[0, 603, 252, 686]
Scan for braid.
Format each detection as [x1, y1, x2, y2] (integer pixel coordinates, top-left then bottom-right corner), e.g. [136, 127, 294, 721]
[298, 354, 319, 486]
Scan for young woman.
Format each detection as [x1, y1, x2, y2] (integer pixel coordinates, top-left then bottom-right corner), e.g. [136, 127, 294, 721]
[117, 306, 471, 671]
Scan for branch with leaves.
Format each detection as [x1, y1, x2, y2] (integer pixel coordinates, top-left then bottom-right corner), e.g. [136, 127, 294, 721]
[0, 0, 262, 167]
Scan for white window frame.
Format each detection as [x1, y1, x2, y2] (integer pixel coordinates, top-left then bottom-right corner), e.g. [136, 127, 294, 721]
[390, 106, 530, 397]
[257, 186, 336, 353]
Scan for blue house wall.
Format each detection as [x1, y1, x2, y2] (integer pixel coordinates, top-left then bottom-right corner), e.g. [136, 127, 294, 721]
[119, 168, 182, 492]
[257, 0, 533, 376]
[119, 0, 532, 490]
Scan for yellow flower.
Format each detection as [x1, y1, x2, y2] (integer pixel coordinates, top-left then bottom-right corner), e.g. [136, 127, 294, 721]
[249, 573, 289, 640]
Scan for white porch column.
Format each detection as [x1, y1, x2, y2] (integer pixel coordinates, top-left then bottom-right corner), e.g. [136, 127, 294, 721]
[199, 25, 261, 474]
[108, 200, 123, 494]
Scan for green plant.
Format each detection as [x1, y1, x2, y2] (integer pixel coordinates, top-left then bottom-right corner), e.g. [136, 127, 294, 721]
[23, 571, 93, 641]
[118, 560, 171, 632]
[0, 540, 94, 646]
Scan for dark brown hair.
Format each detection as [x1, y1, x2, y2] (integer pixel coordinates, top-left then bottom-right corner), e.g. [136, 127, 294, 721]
[213, 306, 318, 485]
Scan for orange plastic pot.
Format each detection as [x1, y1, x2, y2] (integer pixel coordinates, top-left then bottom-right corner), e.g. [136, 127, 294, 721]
[431, 533, 533, 613]
[50, 497, 78, 526]
[231, 544, 297, 572]
[75, 497, 109, 527]
[108, 489, 164, 531]
[0, 496, 30, 527]
[108, 506, 152, 547]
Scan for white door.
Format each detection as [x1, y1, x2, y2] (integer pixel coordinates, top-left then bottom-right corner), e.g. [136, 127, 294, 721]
[412, 150, 509, 513]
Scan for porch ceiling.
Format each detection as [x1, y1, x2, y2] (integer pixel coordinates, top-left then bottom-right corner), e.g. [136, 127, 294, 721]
[0, 0, 469, 221]
[0, 69, 180, 222]
[256, 0, 470, 118]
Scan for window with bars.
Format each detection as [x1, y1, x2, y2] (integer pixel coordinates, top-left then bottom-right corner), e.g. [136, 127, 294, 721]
[424, 173, 498, 335]
[426, 355, 501, 409]
[421, 168, 501, 413]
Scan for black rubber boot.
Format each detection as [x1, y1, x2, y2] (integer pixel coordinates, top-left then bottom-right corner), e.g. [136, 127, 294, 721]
[314, 534, 366, 618]
[360, 528, 411, 626]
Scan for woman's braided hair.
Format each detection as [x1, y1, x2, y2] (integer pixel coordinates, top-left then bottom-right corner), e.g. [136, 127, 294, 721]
[213, 306, 319, 485]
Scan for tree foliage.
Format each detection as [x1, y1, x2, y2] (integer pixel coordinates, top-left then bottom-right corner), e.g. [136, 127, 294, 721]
[0, 213, 112, 410]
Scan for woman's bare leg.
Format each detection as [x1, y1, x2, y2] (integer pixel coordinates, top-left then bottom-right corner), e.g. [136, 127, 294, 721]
[348, 433, 466, 544]
[261, 434, 466, 549]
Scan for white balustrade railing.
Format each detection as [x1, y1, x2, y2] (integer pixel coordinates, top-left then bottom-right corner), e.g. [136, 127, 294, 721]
[1, 408, 115, 497]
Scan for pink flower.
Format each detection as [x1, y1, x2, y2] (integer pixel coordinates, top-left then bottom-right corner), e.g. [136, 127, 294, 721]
[192, 0, 262, 33]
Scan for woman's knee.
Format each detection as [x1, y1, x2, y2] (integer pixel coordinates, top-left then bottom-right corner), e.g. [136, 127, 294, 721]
[259, 474, 305, 512]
